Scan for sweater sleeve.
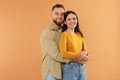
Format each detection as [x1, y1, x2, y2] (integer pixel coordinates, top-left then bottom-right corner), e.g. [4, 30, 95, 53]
[82, 38, 87, 51]
[60, 33, 78, 59]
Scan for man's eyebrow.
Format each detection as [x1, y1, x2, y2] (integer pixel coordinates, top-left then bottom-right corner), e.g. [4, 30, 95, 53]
[61, 12, 65, 14]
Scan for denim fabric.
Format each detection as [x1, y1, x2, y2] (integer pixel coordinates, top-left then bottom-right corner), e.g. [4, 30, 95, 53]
[45, 72, 57, 80]
[63, 62, 86, 80]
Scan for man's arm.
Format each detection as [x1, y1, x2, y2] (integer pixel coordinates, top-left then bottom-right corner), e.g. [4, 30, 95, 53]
[40, 31, 70, 63]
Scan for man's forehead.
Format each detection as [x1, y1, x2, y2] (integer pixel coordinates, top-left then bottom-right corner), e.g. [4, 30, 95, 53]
[53, 8, 65, 12]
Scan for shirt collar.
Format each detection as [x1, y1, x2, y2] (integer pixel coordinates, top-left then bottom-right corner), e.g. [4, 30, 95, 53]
[49, 25, 56, 30]
[49, 25, 61, 32]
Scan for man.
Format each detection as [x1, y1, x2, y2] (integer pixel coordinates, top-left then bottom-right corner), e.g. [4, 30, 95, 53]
[40, 4, 88, 80]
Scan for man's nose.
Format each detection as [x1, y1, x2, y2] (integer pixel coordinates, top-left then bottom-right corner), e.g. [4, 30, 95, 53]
[58, 14, 63, 18]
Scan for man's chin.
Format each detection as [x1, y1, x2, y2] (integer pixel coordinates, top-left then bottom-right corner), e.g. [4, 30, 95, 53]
[55, 22, 62, 26]
[53, 20, 63, 26]
[56, 23, 62, 26]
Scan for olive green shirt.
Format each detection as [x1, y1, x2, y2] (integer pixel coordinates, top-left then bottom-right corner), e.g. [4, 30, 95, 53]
[40, 25, 70, 80]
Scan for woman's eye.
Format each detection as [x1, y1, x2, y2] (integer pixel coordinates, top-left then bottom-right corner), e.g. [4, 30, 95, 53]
[67, 18, 71, 21]
[73, 17, 76, 20]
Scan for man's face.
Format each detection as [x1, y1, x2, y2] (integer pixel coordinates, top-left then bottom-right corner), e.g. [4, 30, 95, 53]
[52, 8, 65, 26]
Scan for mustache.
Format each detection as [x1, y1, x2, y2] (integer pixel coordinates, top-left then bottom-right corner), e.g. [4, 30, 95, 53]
[53, 19, 64, 26]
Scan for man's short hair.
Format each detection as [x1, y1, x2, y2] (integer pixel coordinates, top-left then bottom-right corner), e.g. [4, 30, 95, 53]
[52, 4, 65, 11]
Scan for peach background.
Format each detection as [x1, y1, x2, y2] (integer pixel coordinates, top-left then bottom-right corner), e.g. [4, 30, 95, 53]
[0, 0, 120, 80]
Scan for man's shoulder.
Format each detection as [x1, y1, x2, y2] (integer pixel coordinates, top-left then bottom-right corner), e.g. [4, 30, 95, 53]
[41, 26, 55, 37]
[41, 26, 51, 33]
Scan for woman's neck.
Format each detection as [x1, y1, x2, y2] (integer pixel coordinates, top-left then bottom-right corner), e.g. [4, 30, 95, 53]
[67, 28, 75, 34]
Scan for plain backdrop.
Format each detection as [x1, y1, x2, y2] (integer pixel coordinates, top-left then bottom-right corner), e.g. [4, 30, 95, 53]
[0, 0, 120, 80]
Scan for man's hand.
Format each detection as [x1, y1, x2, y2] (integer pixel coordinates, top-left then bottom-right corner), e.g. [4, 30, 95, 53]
[75, 59, 86, 64]
[70, 58, 75, 62]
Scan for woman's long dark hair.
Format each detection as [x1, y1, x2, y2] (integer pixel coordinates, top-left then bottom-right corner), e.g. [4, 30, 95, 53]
[62, 11, 84, 37]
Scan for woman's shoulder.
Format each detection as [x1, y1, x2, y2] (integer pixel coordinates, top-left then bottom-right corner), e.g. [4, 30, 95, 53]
[61, 31, 68, 35]
[76, 32, 82, 37]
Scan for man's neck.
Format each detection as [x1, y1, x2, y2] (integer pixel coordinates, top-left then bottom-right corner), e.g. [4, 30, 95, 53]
[51, 22, 60, 30]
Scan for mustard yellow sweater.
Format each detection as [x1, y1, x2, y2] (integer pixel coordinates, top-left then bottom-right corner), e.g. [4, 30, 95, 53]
[60, 31, 87, 58]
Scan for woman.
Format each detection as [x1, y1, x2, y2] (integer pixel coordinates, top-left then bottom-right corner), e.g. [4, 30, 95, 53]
[60, 11, 88, 80]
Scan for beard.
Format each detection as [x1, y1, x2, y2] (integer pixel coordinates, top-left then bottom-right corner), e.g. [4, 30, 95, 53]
[53, 19, 63, 27]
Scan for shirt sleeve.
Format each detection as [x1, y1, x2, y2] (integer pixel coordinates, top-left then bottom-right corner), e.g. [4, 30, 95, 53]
[40, 31, 70, 63]
[60, 33, 79, 59]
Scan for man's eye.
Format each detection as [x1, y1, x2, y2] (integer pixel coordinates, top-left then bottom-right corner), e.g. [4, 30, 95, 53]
[61, 13, 64, 16]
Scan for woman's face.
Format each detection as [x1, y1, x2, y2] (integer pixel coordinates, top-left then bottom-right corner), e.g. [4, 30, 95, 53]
[65, 13, 77, 29]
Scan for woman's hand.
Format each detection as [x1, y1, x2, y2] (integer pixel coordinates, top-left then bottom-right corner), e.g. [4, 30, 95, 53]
[75, 51, 88, 64]
[76, 51, 88, 60]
